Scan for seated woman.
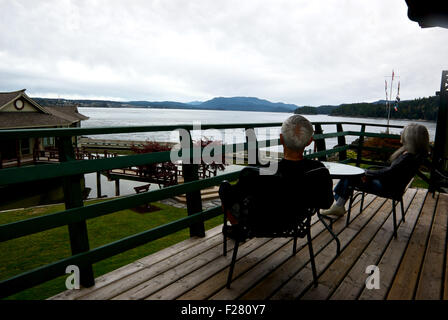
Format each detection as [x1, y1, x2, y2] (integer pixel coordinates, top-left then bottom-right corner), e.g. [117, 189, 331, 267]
[321, 123, 430, 217]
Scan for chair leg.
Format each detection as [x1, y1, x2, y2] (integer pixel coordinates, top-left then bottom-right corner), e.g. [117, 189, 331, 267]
[293, 236, 298, 255]
[347, 191, 364, 227]
[346, 191, 354, 226]
[223, 216, 227, 257]
[360, 192, 365, 214]
[226, 239, 240, 289]
[400, 198, 405, 223]
[318, 213, 341, 256]
[392, 200, 398, 239]
[306, 229, 318, 288]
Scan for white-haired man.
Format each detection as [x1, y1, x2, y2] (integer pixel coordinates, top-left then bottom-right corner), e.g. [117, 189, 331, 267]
[221, 115, 333, 232]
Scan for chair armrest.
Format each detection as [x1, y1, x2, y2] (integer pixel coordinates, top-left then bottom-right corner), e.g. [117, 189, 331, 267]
[366, 165, 386, 170]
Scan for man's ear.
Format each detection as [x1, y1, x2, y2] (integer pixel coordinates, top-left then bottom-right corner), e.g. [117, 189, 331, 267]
[280, 133, 285, 145]
[306, 136, 313, 147]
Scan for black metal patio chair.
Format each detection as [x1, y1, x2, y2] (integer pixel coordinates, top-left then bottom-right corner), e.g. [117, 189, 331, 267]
[345, 164, 418, 238]
[219, 166, 340, 289]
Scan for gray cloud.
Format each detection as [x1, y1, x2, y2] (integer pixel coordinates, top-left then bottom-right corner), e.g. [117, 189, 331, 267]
[0, 0, 446, 105]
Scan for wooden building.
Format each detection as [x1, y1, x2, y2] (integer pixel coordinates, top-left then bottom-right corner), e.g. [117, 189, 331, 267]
[0, 89, 88, 167]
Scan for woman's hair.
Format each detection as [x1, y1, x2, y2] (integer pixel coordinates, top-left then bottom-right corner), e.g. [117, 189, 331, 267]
[281, 115, 314, 152]
[390, 123, 430, 161]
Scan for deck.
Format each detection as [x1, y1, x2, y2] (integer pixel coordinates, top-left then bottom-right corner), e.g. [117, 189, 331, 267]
[50, 187, 448, 300]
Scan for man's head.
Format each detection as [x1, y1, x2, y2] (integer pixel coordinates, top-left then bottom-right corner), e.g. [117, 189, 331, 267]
[280, 115, 314, 157]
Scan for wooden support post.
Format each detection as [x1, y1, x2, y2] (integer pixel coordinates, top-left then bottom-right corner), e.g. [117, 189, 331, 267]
[115, 179, 120, 196]
[356, 124, 366, 167]
[96, 171, 102, 198]
[181, 130, 205, 237]
[15, 140, 21, 167]
[57, 136, 94, 288]
[430, 71, 448, 193]
[336, 123, 347, 162]
[314, 124, 327, 161]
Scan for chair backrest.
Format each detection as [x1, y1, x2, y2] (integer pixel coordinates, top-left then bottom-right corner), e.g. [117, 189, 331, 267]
[378, 154, 425, 200]
[221, 166, 316, 236]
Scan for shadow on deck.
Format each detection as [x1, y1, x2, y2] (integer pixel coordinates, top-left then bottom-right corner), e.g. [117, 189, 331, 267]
[50, 188, 448, 300]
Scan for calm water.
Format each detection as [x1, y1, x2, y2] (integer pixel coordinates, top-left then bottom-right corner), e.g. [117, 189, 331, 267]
[80, 107, 437, 198]
[79, 107, 436, 147]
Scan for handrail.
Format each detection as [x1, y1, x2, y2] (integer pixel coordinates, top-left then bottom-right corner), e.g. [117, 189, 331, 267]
[0, 121, 404, 139]
[0, 120, 403, 298]
[0, 171, 240, 242]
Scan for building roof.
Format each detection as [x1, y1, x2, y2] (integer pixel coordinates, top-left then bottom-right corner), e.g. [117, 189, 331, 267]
[0, 89, 89, 129]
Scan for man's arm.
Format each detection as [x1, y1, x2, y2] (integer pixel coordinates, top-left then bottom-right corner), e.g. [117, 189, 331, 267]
[305, 166, 334, 209]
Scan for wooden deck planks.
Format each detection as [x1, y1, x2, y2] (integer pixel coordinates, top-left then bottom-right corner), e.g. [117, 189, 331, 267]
[239, 194, 377, 300]
[270, 195, 387, 300]
[415, 193, 448, 300]
[48, 188, 448, 301]
[49, 224, 225, 300]
[111, 238, 234, 300]
[330, 188, 418, 300]
[147, 237, 273, 300]
[176, 195, 364, 300]
[440, 194, 448, 300]
[386, 191, 437, 300]
[303, 189, 418, 300]
[76, 227, 226, 300]
[358, 189, 429, 300]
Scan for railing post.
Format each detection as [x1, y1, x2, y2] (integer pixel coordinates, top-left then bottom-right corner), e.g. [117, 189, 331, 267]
[182, 130, 205, 237]
[96, 171, 102, 198]
[57, 136, 95, 288]
[115, 179, 120, 196]
[430, 71, 448, 193]
[313, 124, 327, 161]
[336, 123, 347, 162]
[356, 124, 366, 167]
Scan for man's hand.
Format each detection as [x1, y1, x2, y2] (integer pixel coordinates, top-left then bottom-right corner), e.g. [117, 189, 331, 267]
[361, 175, 368, 183]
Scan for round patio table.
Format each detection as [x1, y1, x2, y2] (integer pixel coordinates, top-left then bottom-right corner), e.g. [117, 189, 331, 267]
[321, 161, 365, 179]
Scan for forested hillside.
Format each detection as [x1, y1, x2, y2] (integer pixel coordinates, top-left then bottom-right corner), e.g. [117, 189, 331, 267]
[295, 96, 439, 120]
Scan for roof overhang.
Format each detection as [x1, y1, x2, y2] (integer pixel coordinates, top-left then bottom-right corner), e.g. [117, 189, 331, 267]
[0, 89, 49, 114]
[406, 0, 448, 28]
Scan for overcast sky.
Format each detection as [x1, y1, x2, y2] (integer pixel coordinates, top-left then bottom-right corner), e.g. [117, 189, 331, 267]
[0, 0, 447, 106]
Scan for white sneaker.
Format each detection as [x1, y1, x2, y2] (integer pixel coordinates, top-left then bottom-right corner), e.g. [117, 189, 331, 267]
[321, 204, 346, 217]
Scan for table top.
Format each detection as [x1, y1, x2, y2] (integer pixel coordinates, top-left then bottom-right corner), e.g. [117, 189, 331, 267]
[321, 161, 365, 178]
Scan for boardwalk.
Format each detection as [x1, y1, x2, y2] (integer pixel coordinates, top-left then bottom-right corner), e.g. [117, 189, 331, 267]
[50, 188, 448, 300]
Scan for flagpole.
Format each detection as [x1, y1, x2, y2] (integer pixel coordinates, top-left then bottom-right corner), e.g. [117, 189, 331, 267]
[386, 70, 395, 134]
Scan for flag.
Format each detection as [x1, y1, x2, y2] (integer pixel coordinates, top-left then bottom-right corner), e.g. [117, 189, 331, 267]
[392, 70, 395, 81]
[394, 105, 398, 112]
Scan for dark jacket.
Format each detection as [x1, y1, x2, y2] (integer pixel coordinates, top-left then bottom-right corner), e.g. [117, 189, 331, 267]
[364, 152, 421, 197]
[231, 159, 334, 225]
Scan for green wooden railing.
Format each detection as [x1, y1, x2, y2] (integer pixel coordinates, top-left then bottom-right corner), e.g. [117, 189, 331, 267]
[0, 121, 402, 298]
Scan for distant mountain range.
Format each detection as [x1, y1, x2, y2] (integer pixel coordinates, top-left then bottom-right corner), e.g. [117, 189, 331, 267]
[32, 95, 439, 120]
[33, 96, 299, 113]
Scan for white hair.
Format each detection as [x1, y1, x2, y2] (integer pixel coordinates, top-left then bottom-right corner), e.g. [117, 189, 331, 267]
[390, 123, 430, 161]
[281, 115, 314, 152]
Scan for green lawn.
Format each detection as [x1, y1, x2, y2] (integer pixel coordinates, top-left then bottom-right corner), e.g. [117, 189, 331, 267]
[0, 198, 223, 300]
